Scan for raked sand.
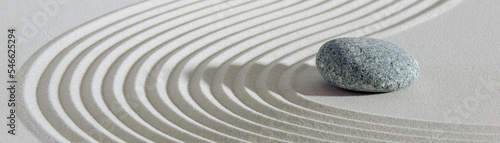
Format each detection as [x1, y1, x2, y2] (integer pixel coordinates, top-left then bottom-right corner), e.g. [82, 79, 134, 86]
[5, 0, 500, 142]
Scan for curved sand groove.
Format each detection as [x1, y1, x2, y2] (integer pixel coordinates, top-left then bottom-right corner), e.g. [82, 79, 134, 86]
[23, 0, 432, 142]
[17, 0, 500, 142]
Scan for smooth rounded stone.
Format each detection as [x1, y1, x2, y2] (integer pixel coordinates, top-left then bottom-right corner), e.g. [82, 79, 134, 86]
[316, 37, 419, 92]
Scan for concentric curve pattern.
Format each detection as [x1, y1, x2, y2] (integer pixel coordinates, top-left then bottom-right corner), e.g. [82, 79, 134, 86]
[18, 0, 500, 142]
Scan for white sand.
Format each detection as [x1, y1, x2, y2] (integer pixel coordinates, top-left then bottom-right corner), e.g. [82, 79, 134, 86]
[2, 0, 499, 142]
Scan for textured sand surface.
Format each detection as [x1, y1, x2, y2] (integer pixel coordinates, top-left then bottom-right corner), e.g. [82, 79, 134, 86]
[1, 0, 499, 142]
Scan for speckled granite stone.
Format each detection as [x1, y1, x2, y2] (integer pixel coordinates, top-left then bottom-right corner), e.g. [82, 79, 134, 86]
[316, 37, 419, 92]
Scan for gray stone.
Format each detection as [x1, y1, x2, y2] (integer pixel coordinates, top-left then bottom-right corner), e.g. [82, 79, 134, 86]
[316, 37, 419, 92]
